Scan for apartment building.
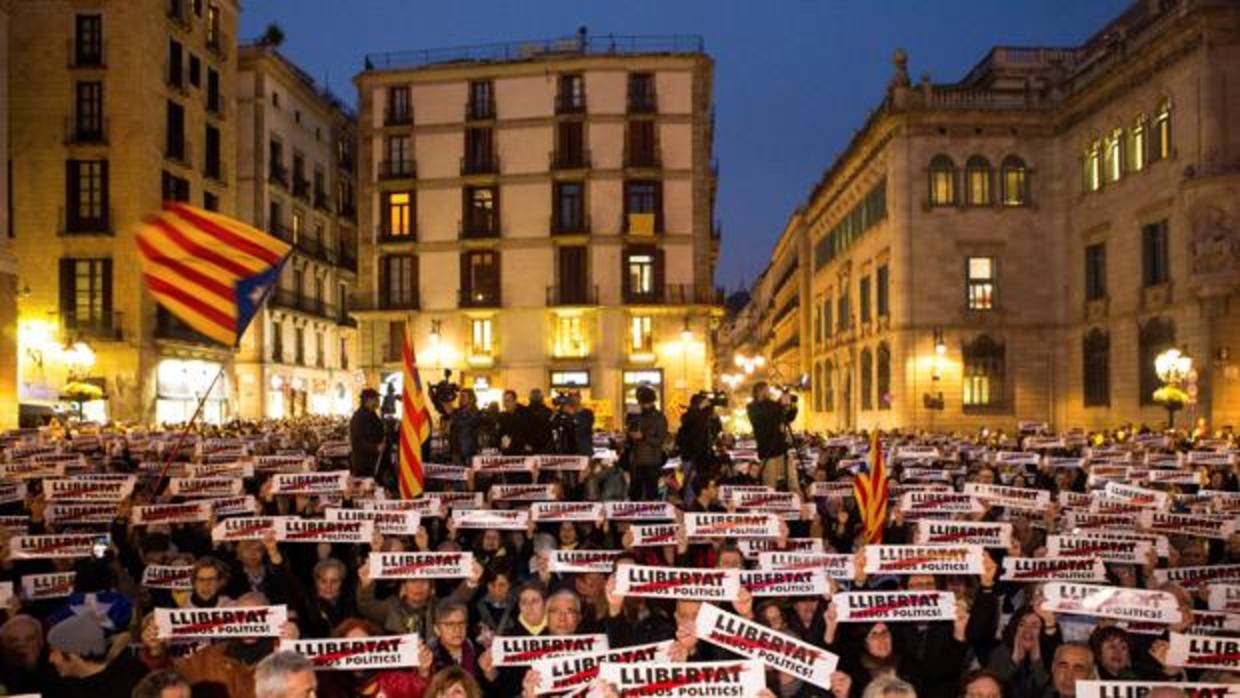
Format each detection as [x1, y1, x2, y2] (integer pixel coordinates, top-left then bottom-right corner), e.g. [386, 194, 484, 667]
[353, 34, 719, 427]
[0, 0, 14, 428]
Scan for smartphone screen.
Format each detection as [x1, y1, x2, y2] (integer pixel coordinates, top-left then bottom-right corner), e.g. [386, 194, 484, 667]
[92, 534, 108, 559]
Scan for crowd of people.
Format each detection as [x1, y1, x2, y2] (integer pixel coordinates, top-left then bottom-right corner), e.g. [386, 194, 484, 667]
[0, 380, 1236, 698]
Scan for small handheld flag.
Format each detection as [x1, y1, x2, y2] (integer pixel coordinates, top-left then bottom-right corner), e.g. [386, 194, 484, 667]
[398, 320, 431, 499]
[854, 432, 890, 543]
[136, 203, 290, 347]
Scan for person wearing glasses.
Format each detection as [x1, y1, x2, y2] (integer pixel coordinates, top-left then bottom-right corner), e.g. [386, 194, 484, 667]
[187, 556, 232, 608]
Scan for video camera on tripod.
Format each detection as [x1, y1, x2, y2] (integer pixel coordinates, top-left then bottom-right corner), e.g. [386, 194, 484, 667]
[428, 369, 460, 416]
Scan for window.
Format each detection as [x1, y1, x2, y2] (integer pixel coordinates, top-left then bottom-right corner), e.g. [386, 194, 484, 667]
[471, 318, 493, 356]
[554, 182, 585, 233]
[188, 54, 200, 87]
[294, 327, 305, 365]
[464, 128, 494, 172]
[824, 362, 834, 412]
[468, 80, 494, 119]
[268, 200, 282, 234]
[381, 191, 413, 238]
[627, 120, 657, 167]
[965, 156, 991, 206]
[1142, 220, 1169, 287]
[837, 292, 850, 332]
[1000, 156, 1028, 206]
[205, 3, 220, 47]
[1083, 329, 1110, 407]
[822, 298, 833, 338]
[461, 251, 500, 306]
[203, 191, 218, 211]
[557, 74, 585, 112]
[1083, 141, 1102, 192]
[340, 337, 349, 370]
[815, 178, 887, 270]
[860, 349, 873, 411]
[204, 125, 221, 179]
[161, 170, 188, 203]
[167, 39, 183, 88]
[381, 254, 417, 309]
[963, 335, 1005, 408]
[1085, 242, 1107, 301]
[624, 180, 661, 234]
[463, 186, 497, 236]
[928, 155, 956, 206]
[1153, 99, 1171, 161]
[966, 257, 995, 310]
[269, 139, 285, 183]
[626, 251, 656, 297]
[1105, 129, 1123, 183]
[291, 268, 304, 296]
[386, 321, 403, 362]
[813, 303, 822, 343]
[271, 321, 283, 361]
[165, 100, 185, 160]
[75, 82, 103, 141]
[292, 153, 307, 196]
[1129, 116, 1147, 173]
[557, 246, 589, 304]
[553, 315, 587, 358]
[1138, 318, 1174, 405]
[315, 332, 325, 368]
[628, 73, 655, 112]
[59, 258, 111, 331]
[383, 135, 412, 177]
[291, 210, 303, 239]
[555, 121, 585, 168]
[629, 315, 653, 352]
[876, 264, 890, 317]
[386, 86, 411, 124]
[66, 160, 108, 231]
[877, 343, 892, 409]
[74, 15, 103, 66]
[859, 276, 871, 323]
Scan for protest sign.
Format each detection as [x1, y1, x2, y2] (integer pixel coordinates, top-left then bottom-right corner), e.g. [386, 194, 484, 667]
[44, 502, 116, 525]
[806, 481, 855, 499]
[1047, 535, 1152, 564]
[1151, 564, 1240, 589]
[737, 538, 824, 559]
[1063, 511, 1138, 531]
[0, 463, 64, 480]
[280, 635, 419, 670]
[546, 549, 622, 574]
[914, 520, 1012, 548]
[186, 463, 255, 479]
[269, 471, 350, 495]
[490, 484, 559, 503]
[757, 552, 855, 580]
[530, 501, 604, 522]
[529, 641, 673, 695]
[1186, 610, 1240, 637]
[1067, 529, 1171, 558]
[450, 508, 529, 530]
[210, 517, 291, 542]
[363, 497, 447, 517]
[683, 512, 781, 538]
[1103, 482, 1169, 510]
[142, 565, 193, 590]
[43, 477, 135, 501]
[1075, 682, 1239, 698]
[422, 463, 469, 482]
[597, 660, 765, 698]
[276, 518, 374, 544]
[1139, 511, 1237, 540]
[1166, 633, 1240, 672]
[863, 545, 985, 575]
[1209, 585, 1240, 613]
[132, 502, 211, 526]
[899, 491, 983, 515]
[167, 477, 244, 498]
[470, 455, 533, 474]
[734, 490, 801, 511]
[324, 508, 420, 536]
[603, 501, 677, 521]
[694, 603, 838, 689]
[963, 483, 1050, 510]
[0, 481, 26, 505]
[834, 591, 957, 622]
[488, 634, 608, 667]
[10, 534, 104, 559]
[613, 563, 741, 602]
[628, 523, 680, 547]
[532, 455, 589, 472]
[208, 495, 259, 518]
[1040, 583, 1182, 624]
[155, 605, 288, 639]
[1000, 557, 1108, 583]
[738, 569, 830, 597]
[366, 552, 474, 580]
[21, 572, 76, 600]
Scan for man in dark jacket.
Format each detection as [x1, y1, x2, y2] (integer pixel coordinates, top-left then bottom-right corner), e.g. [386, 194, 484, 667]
[349, 388, 385, 477]
[523, 389, 554, 454]
[46, 612, 150, 698]
[627, 385, 668, 500]
[746, 381, 800, 496]
[497, 390, 527, 456]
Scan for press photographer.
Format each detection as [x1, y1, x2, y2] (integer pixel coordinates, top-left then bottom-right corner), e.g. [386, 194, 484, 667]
[746, 381, 801, 496]
[625, 384, 668, 500]
[677, 391, 724, 494]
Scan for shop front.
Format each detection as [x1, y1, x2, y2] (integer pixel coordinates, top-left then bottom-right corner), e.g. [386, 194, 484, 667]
[155, 358, 230, 425]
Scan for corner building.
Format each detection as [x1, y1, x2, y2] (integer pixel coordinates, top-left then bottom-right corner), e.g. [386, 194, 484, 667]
[783, 0, 1240, 432]
[353, 36, 719, 427]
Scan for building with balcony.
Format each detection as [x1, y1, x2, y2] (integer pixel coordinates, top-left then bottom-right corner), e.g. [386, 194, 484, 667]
[234, 42, 358, 419]
[10, 0, 240, 423]
[353, 33, 719, 427]
[752, 0, 1240, 433]
[0, 0, 15, 428]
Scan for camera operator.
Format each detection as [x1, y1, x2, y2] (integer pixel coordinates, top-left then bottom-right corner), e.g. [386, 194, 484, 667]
[447, 388, 482, 467]
[549, 393, 579, 456]
[677, 392, 722, 500]
[626, 385, 668, 500]
[569, 392, 594, 457]
[349, 388, 385, 478]
[497, 390, 527, 456]
[523, 389, 554, 455]
[746, 381, 802, 496]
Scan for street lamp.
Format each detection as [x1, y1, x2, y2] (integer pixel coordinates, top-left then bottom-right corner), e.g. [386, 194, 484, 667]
[734, 352, 765, 376]
[924, 328, 945, 410]
[1154, 348, 1192, 429]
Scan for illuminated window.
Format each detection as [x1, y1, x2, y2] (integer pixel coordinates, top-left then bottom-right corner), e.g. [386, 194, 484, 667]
[629, 315, 652, 352]
[291, 210, 303, 239]
[999, 156, 1028, 207]
[1153, 98, 1171, 161]
[1129, 116, 1146, 172]
[966, 257, 994, 311]
[383, 191, 413, 237]
[965, 156, 991, 206]
[470, 318, 493, 356]
[963, 335, 1004, 408]
[928, 155, 956, 206]
[1083, 142, 1102, 192]
[627, 254, 654, 295]
[554, 314, 587, 358]
[1104, 129, 1123, 183]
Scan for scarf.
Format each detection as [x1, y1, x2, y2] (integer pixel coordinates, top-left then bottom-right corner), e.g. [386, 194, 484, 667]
[519, 616, 547, 635]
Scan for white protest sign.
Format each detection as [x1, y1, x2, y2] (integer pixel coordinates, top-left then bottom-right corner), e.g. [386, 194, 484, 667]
[1047, 535, 1151, 564]
[450, 508, 529, 530]
[683, 512, 781, 538]
[1068, 529, 1171, 558]
[807, 481, 855, 499]
[695, 603, 838, 689]
[155, 605, 288, 639]
[490, 484, 559, 503]
[1166, 632, 1240, 672]
[0, 480, 27, 505]
[45, 502, 116, 525]
[142, 565, 193, 590]
[963, 482, 1050, 510]
[863, 545, 985, 575]
[1075, 682, 1239, 698]
[21, 572, 76, 600]
[1001, 557, 1108, 583]
[366, 552, 474, 579]
[276, 518, 374, 544]
[530, 501, 603, 522]
[598, 660, 765, 698]
[1103, 482, 1169, 510]
[738, 569, 830, 597]
[735, 490, 801, 511]
[208, 495, 259, 518]
[269, 471, 350, 495]
[737, 538, 824, 559]
[833, 591, 957, 622]
[628, 523, 680, 547]
[1152, 564, 1240, 590]
[43, 477, 135, 501]
[719, 485, 771, 506]
[530, 641, 673, 695]
[1186, 610, 1240, 637]
[167, 477, 244, 498]
[1040, 583, 1182, 624]
[1139, 510, 1237, 540]
[324, 508, 420, 535]
[363, 497, 447, 517]
[604, 501, 677, 521]
[1064, 511, 1138, 531]
[210, 516, 292, 542]
[532, 455, 589, 472]
[280, 634, 419, 670]
[914, 520, 1012, 548]
[1209, 585, 1240, 613]
[546, 549, 622, 574]
[758, 552, 855, 580]
[488, 634, 608, 667]
[9, 534, 104, 559]
[899, 491, 983, 514]
[471, 455, 533, 474]
[132, 502, 212, 526]
[613, 563, 741, 602]
[187, 462, 255, 479]
[422, 463, 469, 481]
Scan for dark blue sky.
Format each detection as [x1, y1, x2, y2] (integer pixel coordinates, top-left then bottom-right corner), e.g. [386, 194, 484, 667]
[241, 0, 1131, 290]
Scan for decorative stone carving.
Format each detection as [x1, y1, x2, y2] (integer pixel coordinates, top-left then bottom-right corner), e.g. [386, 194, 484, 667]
[1190, 205, 1239, 276]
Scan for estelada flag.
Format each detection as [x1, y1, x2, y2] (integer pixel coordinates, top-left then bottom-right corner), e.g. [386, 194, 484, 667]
[399, 320, 431, 498]
[854, 432, 890, 543]
[136, 203, 290, 346]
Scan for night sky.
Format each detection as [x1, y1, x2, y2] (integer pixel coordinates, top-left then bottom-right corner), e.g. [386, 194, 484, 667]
[241, 0, 1132, 290]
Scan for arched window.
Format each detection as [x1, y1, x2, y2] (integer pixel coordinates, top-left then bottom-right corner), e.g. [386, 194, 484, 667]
[928, 155, 956, 207]
[877, 342, 892, 410]
[860, 348, 873, 411]
[965, 156, 991, 207]
[1083, 141, 1102, 192]
[1138, 317, 1175, 406]
[1104, 128, 1124, 183]
[963, 335, 1005, 408]
[1129, 115, 1147, 173]
[824, 361, 835, 412]
[1153, 98, 1172, 161]
[1083, 328, 1110, 408]
[1000, 156, 1029, 207]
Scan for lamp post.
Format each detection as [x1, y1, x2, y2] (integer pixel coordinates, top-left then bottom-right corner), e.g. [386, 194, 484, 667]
[1154, 348, 1192, 429]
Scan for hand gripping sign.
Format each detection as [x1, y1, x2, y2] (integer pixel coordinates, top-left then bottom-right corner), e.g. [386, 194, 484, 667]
[597, 659, 766, 698]
[9, 534, 105, 559]
[863, 545, 985, 575]
[155, 605, 288, 639]
[683, 512, 781, 539]
[914, 520, 1012, 548]
[1166, 632, 1240, 673]
[280, 634, 420, 671]
[1075, 682, 1240, 698]
[1039, 583, 1183, 624]
[529, 640, 673, 695]
[367, 552, 474, 580]
[695, 603, 838, 690]
[833, 591, 957, 623]
[488, 634, 608, 667]
[1046, 535, 1152, 565]
[1000, 557, 1108, 583]
[613, 563, 741, 602]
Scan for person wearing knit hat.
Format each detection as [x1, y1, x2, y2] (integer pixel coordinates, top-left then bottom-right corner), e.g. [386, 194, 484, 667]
[47, 611, 149, 698]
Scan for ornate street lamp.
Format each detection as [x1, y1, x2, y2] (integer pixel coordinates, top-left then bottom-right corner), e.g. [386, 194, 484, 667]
[1153, 348, 1192, 429]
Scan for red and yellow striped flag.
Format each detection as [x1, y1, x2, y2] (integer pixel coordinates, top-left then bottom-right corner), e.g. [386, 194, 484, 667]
[398, 320, 431, 499]
[854, 432, 890, 543]
[136, 203, 290, 346]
